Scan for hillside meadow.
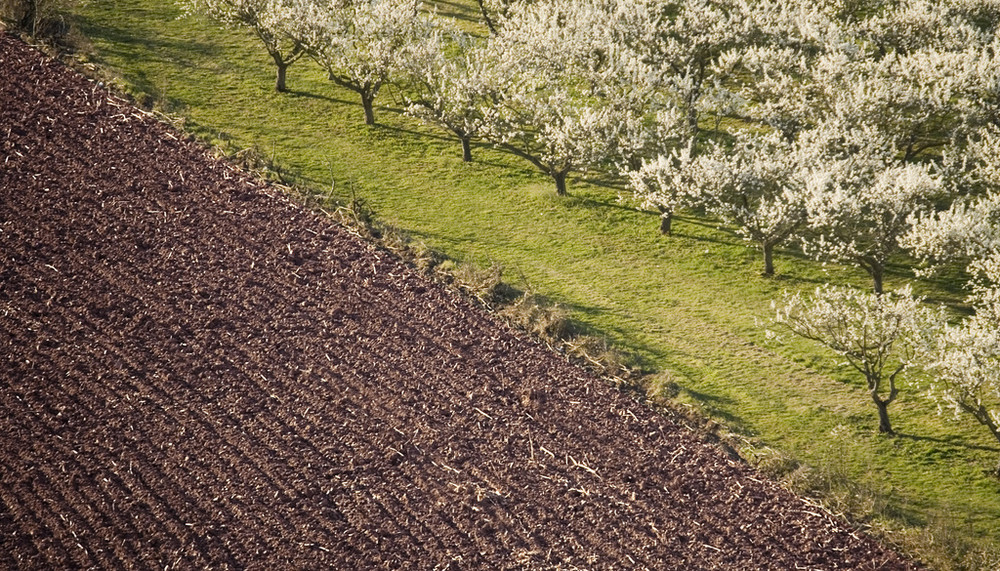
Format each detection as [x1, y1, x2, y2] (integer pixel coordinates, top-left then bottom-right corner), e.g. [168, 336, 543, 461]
[67, 1, 999, 566]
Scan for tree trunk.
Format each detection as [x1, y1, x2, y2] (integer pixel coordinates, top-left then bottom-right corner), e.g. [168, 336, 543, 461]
[763, 241, 775, 276]
[361, 93, 376, 126]
[977, 409, 1000, 478]
[658, 206, 672, 235]
[871, 263, 885, 295]
[626, 155, 644, 172]
[274, 60, 289, 93]
[874, 397, 894, 434]
[461, 135, 472, 162]
[686, 106, 699, 140]
[684, 80, 702, 140]
[553, 170, 568, 196]
[476, 0, 497, 33]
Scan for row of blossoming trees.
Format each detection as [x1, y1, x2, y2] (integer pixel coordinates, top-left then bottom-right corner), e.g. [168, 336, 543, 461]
[184, 0, 1000, 475]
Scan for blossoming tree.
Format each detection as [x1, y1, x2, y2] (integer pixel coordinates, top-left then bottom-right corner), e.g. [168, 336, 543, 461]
[774, 284, 940, 434]
[270, 0, 438, 125]
[182, 0, 304, 92]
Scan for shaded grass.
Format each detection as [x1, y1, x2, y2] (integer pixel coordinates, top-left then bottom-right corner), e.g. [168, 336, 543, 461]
[71, 2, 1000, 565]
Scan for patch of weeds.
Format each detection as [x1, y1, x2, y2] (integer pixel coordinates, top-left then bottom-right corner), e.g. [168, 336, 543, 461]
[771, 425, 900, 525]
[448, 261, 507, 307]
[743, 444, 801, 481]
[499, 293, 575, 343]
[334, 189, 379, 232]
[643, 370, 680, 400]
[894, 514, 1000, 571]
[782, 463, 898, 527]
[564, 335, 634, 379]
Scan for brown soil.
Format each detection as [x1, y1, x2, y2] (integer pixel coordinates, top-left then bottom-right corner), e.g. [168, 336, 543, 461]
[0, 33, 919, 570]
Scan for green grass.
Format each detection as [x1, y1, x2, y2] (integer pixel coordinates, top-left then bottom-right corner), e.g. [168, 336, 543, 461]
[69, 2, 1000, 566]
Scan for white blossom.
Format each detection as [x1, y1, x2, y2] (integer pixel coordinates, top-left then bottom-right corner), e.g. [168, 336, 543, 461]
[920, 301, 1000, 475]
[476, 0, 633, 194]
[398, 29, 490, 161]
[626, 142, 698, 235]
[902, 126, 1000, 279]
[857, 0, 997, 54]
[798, 120, 943, 293]
[634, 130, 808, 274]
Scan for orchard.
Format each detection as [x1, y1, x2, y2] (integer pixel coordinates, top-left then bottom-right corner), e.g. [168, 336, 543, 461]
[179, 0, 1000, 495]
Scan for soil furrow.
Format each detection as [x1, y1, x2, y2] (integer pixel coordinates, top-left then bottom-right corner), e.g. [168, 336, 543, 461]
[0, 368, 237, 568]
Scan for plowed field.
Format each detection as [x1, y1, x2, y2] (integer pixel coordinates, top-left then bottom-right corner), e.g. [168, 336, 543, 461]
[0, 33, 918, 569]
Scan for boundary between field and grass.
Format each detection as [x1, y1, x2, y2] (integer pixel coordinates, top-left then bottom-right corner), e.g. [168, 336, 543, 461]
[13, 3, 1000, 567]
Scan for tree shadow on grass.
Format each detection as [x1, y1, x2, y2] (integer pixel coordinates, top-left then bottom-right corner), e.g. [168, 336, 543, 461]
[678, 387, 752, 433]
[76, 15, 220, 64]
[426, 0, 484, 25]
[895, 432, 1000, 454]
[579, 171, 628, 191]
[664, 214, 746, 248]
[285, 89, 355, 107]
[554, 191, 646, 217]
[370, 122, 456, 144]
[371, 123, 571, 176]
[765, 268, 854, 290]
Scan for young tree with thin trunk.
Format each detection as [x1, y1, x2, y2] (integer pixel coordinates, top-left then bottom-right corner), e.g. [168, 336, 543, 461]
[181, 0, 304, 92]
[798, 121, 942, 294]
[902, 125, 1000, 476]
[774, 284, 938, 434]
[477, 0, 627, 195]
[627, 141, 697, 236]
[682, 130, 807, 275]
[272, 0, 436, 125]
[398, 30, 490, 162]
[481, 91, 621, 195]
[921, 295, 1000, 478]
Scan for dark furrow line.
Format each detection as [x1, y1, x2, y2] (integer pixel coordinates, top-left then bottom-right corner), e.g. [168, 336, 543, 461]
[0, 466, 65, 568]
[1, 252, 764, 568]
[105, 351, 377, 555]
[0, 366, 234, 569]
[236, 336, 508, 564]
[337, 328, 649, 562]
[386, 344, 668, 564]
[15, 452, 130, 569]
[1, 264, 307, 533]
[0, 298, 250, 568]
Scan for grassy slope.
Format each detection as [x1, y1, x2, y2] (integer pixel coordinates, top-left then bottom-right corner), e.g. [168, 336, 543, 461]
[71, 1, 999, 562]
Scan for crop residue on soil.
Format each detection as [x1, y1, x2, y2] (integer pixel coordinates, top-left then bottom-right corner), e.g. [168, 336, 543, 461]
[0, 33, 917, 569]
